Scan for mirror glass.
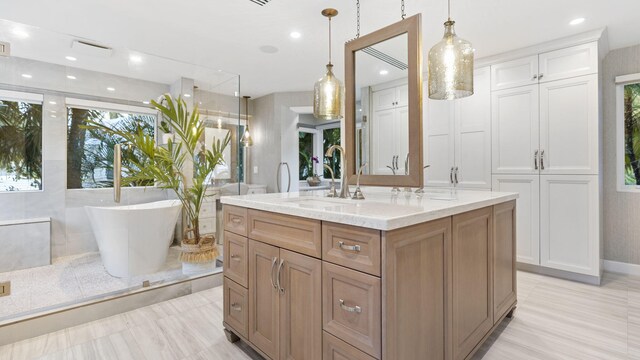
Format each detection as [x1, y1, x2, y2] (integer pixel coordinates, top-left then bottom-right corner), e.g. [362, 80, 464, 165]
[355, 33, 409, 176]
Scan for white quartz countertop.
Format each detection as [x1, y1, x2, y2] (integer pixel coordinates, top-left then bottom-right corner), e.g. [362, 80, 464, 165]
[221, 188, 518, 231]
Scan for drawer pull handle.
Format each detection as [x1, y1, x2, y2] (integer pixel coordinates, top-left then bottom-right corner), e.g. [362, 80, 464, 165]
[338, 241, 361, 252]
[230, 254, 241, 261]
[270, 257, 278, 289]
[231, 217, 242, 224]
[231, 303, 242, 312]
[339, 299, 362, 314]
[277, 259, 285, 294]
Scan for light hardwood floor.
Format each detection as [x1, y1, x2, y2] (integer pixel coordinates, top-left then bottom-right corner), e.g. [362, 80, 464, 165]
[1, 270, 639, 359]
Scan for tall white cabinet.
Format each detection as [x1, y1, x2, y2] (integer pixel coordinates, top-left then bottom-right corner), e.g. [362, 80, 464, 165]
[370, 83, 409, 175]
[490, 39, 603, 282]
[425, 66, 492, 189]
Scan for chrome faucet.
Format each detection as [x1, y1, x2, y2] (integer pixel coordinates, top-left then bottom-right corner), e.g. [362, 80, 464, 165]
[352, 163, 367, 200]
[325, 145, 350, 199]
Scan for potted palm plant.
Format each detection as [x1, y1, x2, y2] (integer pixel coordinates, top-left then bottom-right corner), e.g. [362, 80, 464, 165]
[85, 94, 230, 272]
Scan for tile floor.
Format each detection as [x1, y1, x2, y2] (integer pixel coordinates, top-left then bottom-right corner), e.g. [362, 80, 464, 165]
[2, 271, 640, 359]
[0, 247, 188, 322]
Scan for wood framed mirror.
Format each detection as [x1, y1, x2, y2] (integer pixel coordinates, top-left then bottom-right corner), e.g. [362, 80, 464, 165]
[345, 14, 423, 187]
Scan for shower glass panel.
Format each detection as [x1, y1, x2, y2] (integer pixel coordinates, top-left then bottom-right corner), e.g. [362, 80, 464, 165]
[0, 19, 241, 323]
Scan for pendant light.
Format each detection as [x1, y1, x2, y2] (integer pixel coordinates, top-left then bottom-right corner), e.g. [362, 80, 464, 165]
[241, 96, 253, 147]
[313, 8, 343, 120]
[428, 0, 474, 100]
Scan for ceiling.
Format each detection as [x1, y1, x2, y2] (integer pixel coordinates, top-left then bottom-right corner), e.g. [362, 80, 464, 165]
[0, 0, 639, 98]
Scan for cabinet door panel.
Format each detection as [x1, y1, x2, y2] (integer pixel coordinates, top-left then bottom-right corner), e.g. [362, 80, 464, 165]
[372, 87, 396, 111]
[248, 240, 280, 359]
[451, 207, 493, 360]
[539, 74, 598, 175]
[425, 95, 455, 187]
[456, 66, 492, 188]
[491, 85, 539, 174]
[493, 201, 517, 322]
[396, 83, 409, 107]
[491, 55, 538, 91]
[279, 250, 322, 360]
[396, 106, 409, 165]
[538, 42, 598, 83]
[383, 217, 450, 360]
[371, 108, 397, 175]
[492, 175, 540, 265]
[540, 175, 599, 275]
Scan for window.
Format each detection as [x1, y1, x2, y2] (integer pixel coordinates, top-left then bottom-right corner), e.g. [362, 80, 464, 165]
[66, 100, 156, 189]
[617, 74, 640, 191]
[299, 130, 316, 180]
[322, 126, 341, 179]
[0, 91, 43, 192]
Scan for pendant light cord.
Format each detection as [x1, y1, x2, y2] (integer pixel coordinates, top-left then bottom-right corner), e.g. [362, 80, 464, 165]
[356, 0, 360, 38]
[448, 0, 451, 20]
[328, 16, 332, 64]
[401, 0, 405, 19]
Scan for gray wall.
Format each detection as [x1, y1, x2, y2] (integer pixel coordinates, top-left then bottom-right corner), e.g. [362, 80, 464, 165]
[603, 44, 640, 264]
[248, 91, 314, 193]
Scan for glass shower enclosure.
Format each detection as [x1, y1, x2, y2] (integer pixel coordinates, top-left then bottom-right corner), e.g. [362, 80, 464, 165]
[0, 19, 243, 323]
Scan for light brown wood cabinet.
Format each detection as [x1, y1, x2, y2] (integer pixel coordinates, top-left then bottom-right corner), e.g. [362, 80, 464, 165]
[223, 203, 516, 360]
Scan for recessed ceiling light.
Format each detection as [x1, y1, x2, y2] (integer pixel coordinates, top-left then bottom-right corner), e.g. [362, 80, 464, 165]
[259, 45, 279, 54]
[569, 17, 585, 26]
[49, 101, 57, 105]
[51, 114, 57, 118]
[106, 87, 115, 92]
[290, 31, 302, 39]
[21, 74, 32, 79]
[65, 56, 77, 61]
[67, 75, 76, 80]
[183, 94, 191, 98]
[142, 101, 150, 105]
[379, 70, 389, 75]
[129, 54, 143, 63]
[12, 28, 29, 38]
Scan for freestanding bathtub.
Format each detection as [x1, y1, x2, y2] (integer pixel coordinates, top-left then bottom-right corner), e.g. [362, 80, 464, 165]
[85, 200, 182, 278]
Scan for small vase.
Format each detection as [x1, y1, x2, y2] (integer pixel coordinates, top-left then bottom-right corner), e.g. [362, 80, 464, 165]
[306, 176, 321, 187]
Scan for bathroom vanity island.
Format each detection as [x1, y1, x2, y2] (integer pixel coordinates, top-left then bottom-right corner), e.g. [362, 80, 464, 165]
[220, 189, 518, 360]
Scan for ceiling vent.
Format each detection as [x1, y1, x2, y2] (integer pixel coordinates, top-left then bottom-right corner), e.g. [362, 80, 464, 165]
[71, 40, 113, 57]
[249, 0, 270, 6]
[0, 41, 10, 57]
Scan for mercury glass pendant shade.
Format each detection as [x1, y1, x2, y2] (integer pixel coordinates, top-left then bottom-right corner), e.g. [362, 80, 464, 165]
[428, 20, 474, 100]
[313, 64, 343, 120]
[241, 96, 253, 147]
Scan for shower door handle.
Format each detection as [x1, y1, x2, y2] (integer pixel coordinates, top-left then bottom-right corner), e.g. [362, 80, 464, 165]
[113, 144, 122, 203]
[284, 162, 291, 192]
[276, 163, 282, 192]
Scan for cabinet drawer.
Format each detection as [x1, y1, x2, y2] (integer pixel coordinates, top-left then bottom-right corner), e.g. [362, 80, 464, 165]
[224, 231, 248, 287]
[323, 331, 377, 360]
[248, 209, 321, 258]
[224, 205, 248, 236]
[198, 217, 215, 235]
[224, 277, 248, 339]
[322, 223, 381, 276]
[323, 262, 381, 359]
[199, 200, 216, 218]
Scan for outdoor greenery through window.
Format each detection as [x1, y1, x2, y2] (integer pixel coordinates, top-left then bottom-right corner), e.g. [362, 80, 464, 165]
[0, 98, 42, 191]
[323, 127, 341, 179]
[299, 131, 315, 180]
[624, 83, 640, 185]
[67, 106, 156, 189]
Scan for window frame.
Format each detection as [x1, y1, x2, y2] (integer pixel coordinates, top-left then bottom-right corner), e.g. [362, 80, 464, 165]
[0, 89, 44, 193]
[65, 98, 158, 190]
[297, 127, 320, 184]
[616, 73, 640, 192]
[317, 122, 341, 181]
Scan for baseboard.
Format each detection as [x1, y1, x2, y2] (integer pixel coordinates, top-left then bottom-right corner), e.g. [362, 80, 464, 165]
[603, 259, 640, 276]
[0, 271, 223, 346]
[517, 262, 601, 285]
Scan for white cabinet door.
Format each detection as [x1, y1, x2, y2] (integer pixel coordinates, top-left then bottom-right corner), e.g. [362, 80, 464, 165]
[396, 84, 409, 107]
[491, 55, 539, 91]
[492, 175, 540, 265]
[491, 85, 539, 174]
[538, 42, 598, 83]
[455, 66, 491, 189]
[372, 88, 396, 111]
[396, 106, 409, 167]
[425, 96, 455, 187]
[539, 74, 598, 175]
[371, 108, 396, 175]
[540, 175, 599, 276]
